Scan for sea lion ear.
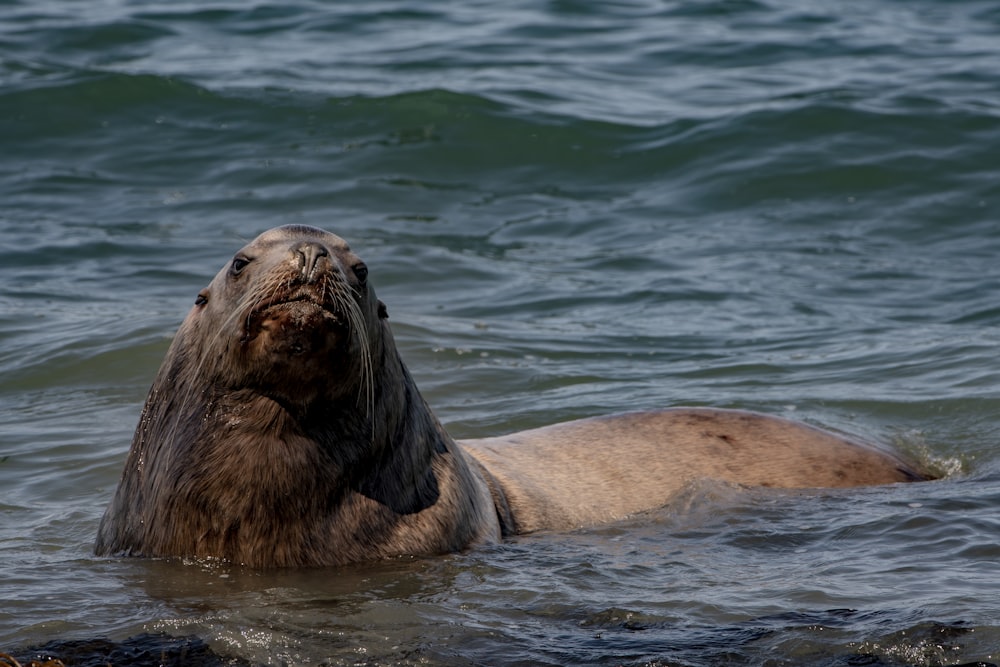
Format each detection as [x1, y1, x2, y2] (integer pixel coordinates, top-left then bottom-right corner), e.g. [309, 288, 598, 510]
[377, 300, 388, 319]
[195, 290, 210, 307]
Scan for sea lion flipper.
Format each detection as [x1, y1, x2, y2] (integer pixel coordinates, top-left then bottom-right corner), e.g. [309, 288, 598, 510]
[354, 450, 441, 515]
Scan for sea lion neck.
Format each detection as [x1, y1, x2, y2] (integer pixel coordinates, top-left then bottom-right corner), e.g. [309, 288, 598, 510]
[297, 348, 448, 516]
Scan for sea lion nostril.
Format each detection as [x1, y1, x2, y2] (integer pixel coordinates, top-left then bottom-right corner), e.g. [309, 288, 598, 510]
[295, 241, 330, 282]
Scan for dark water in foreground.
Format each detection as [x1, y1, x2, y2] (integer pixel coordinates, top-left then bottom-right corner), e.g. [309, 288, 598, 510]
[2, 1, 1000, 665]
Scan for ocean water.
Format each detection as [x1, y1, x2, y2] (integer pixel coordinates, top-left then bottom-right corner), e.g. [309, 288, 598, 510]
[2, 0, 1000, 665]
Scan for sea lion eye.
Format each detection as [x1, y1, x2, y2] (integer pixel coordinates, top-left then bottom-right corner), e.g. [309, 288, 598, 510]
[353, 263, 368, 284]
[230, 255, 251, 276]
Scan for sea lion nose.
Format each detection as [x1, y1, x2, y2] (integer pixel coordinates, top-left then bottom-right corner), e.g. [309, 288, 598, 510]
[294, 241, 329, 282]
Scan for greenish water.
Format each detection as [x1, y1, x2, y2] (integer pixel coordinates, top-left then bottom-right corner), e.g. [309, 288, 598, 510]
[2, 1, 1000, 665]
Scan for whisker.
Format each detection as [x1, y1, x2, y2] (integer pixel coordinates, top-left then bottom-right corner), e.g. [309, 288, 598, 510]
[184, 261, 376, 441]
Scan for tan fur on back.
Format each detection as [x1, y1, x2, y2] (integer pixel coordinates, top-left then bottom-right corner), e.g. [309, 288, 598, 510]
[461, 408, 920, 534]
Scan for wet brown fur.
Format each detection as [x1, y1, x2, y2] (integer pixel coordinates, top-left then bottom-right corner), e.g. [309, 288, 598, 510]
[96, 225, 927, 567]
[96, 225, 498, 567]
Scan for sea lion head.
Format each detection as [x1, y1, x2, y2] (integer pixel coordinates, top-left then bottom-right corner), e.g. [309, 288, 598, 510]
[183, 224, 385, 411]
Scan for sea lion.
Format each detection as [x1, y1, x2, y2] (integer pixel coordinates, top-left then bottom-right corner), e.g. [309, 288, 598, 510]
[95, 225, 926, 567]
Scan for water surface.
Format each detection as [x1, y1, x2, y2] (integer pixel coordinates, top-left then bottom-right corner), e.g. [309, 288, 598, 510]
[2, 1, 1000, 664]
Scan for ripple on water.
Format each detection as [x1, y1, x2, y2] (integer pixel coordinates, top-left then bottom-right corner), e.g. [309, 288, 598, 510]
[3, 0, 1000, 664]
